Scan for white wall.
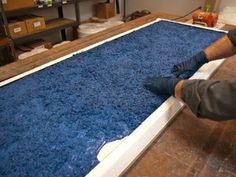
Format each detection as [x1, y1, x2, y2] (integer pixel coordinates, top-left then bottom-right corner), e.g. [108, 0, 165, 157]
[125, 0, 206, 16]
[217, 0, 236, 11]
[124, 0, 236, 16]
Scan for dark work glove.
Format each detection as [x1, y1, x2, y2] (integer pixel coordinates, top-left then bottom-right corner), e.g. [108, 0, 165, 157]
[144, 76, 181, 96]
[171, 51, 208, 78]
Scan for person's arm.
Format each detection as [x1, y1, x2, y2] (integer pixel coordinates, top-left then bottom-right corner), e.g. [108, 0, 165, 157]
[176, 79, 236, 120]
[204, 31, 236, 61]
[144, 77, 236, 121]
[144, 30, 236, 120]
[171, 29, 236, 78]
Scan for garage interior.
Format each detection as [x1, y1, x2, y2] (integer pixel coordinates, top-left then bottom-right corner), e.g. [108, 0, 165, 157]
[0, 0, 236, 177]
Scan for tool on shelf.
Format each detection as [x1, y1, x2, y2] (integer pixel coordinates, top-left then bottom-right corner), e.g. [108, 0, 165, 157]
[192, 10, 218, 27]
[192, 0, 219, 27]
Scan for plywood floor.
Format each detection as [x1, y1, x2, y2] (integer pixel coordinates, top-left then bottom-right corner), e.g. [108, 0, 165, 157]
[0, 13, 235, 177]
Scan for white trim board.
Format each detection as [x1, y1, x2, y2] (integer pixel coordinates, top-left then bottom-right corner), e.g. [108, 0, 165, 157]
[0, 19, 226, 177]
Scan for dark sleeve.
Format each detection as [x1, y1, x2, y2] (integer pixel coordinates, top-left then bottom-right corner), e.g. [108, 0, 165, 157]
[228, 29, 236, 46]
[180, 79, 236, 121]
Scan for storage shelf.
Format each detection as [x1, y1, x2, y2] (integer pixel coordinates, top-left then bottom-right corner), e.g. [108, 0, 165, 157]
[4, 0, 75, 18]
[0, 0, 115, 62]
[12, 18, 78, 44]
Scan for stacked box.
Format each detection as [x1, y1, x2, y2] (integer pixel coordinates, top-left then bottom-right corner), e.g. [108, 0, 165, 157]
[95, 3, 115, 19]
[19, 15, 46, 33]
[8, 19, 28, 38]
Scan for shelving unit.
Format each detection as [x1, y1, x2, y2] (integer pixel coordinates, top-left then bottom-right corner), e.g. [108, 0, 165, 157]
[0, 0, 120, 65]
[0, 0, 79, 62]
[3, 1, 77, 17]
[0, 2, 16, 65]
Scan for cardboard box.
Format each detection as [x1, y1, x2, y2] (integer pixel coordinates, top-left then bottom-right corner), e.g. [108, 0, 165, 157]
[8, 20, 28, 38]
[19, 15, 46, 33]
[2, 0, 35, 11]
[95, 3, 115, 19]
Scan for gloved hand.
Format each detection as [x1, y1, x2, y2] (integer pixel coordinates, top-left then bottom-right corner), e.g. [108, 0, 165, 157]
[171, 51, 208, 78]
[144, 76, 181, 96]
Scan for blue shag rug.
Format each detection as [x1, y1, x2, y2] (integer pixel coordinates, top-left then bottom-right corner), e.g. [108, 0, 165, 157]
[0, 21, 224, 177]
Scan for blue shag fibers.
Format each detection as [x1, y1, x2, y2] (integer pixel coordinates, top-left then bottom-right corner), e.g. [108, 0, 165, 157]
[0, 21, 224, 177]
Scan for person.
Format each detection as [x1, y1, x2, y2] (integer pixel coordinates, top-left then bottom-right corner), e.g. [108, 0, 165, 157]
[144, 29, 236, 121]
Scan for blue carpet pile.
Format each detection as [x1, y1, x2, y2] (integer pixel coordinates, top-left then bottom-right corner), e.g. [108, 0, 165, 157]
[0, 21, 224, 177]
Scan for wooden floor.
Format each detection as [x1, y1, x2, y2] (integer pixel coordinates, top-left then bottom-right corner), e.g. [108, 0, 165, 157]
[0, 13, 235, 177]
